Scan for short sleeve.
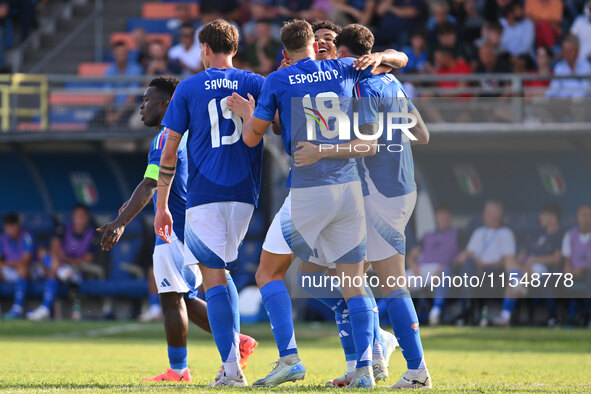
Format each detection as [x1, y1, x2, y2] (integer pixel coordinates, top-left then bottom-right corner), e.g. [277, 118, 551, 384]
[251, 73, 266, 102]
[145, 131, 166, 180]
[499, 229, 516, 256]
[162, 81, 190, 134]
[561, 232, 571, 257]
[253, 73, 277, 121]
[339, 57, 373, 84]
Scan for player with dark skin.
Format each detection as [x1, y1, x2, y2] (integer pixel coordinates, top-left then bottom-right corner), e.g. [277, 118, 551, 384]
[97, 80, 211, 341]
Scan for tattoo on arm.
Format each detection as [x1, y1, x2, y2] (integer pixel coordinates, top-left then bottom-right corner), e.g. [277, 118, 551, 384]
[158, 170, 175, 187]
[160, 165, 176, 172]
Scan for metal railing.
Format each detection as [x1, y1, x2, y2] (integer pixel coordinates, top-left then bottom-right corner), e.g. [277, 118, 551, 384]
[0, 74, 48, 131]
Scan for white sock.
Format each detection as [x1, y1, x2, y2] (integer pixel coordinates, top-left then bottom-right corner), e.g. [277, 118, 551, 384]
[430, 306, 441, 316]
[223, 360, 241, 378]
[346, 360, 357, 372]
[372, 341, 383, 360]
[172, 368, 186, 375]
[500, 310, 511, 320]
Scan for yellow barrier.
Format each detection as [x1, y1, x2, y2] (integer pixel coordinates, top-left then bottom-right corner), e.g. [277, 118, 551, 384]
[0, 73, 48, 131]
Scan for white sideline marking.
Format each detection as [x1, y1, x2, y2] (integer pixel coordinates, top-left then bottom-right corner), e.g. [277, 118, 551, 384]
[53, 323, 151, 338]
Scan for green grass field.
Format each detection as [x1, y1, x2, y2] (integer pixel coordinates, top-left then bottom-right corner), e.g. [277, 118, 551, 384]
[0, 321, 590, 392]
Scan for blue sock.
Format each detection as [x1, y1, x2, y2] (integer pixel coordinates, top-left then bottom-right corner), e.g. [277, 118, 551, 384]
[260, 280, 297, 357]
[13, 278, 27, 311]
[205, 285, 239, 363]
[297, 273, 348, 314]
[335, 311, 357, 361]
[433, 297, 445, 309]
[41, 278, 58, 309]
[347, 295, 374, 368]
[167, 346, 188, 371]
[149, 293, 160, 307]
[226, 273, 241, 334]
[385, 289, 424, 369]
[502, 298, 517, 313]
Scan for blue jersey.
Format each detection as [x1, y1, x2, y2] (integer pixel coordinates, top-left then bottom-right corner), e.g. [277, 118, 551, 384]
[161, 68, 265, 208]
[356, 74, 417, 198]
[254, 57, 373, 188]
[145, 128, 188, 245]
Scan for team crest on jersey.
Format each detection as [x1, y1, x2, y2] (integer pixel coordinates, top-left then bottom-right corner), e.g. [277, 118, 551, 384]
[69, 172, 99, 206]
[453, 165, 482, 196]
[538, 164, 566, 195]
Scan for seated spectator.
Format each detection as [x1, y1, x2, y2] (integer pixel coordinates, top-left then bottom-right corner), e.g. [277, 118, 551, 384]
[407, 204, 461, 325]
[525, 0, 563, 48]
[104, 41, 143, 127]
[432, 22, 474, 63]
[475, 42, 512, 97]
[457, 0, 484, 44]
[483, 0, 512, 22]
[569, 0, 591, 63]
[523, 46, 553, 92]
[432, 47, 472, 94]
[402, 28, 428, 73]
[242, 1, 280, 43]
[375, 0, 427, 48]
[245, 19, 280, 75]
[275, 0, 314, 19]
[498, 203, 564, 326]
[145, 40, 174, 76]
[0, 213, 33, 319]
[168, 24, 202, 77]
[169, 3, 199, 45]
[130, 27, 150, 69]
[27, 205, 100, 321]
[331, 0, 376, 27]
[476, 21, 506, 58]
[426, 0, 456, 45]
[456, 200, 517, 327]
[562, 205, 591, 327]
[546, 35, 591, 97]
[500, 1, 535, 57]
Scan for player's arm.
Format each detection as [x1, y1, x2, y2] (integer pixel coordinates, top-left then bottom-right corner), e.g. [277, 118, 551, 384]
[227, 92, 270, 147]
[97, 177, 157, 251]
[409, 107, 429, 145]
[354, 49, 409, 73]
[154, 130, 182, 244]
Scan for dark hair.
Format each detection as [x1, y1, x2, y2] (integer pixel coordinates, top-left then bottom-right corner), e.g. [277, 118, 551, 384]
[410, 27, 428, 40]
[537, 46, 553, 58]
[541, 203, 562, 220]
[111, 40, 128, 50]
[435, 46, 454, 57]
[435, 203, 453, 214]
[198, 19, 239, 54]
[149, 76, 180, 98]
[3, 213, 19, 225]
[312, 20, 342, 35]
[501, 1, 521, 18]
[436, 22, 456, 36]
[334, 24, 374, 56]
[280, 19, 314, 52]
[486, 20, 503, 33]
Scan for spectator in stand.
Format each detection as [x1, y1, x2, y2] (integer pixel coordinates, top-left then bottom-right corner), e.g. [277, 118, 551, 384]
[0, 213, 34, 319]
[505, 203, 564, 327]
[475, 42, 512, 97]
[432, 22, 474, 63]
[275, 0, 314, 19]
[570, 0, 591, 63]
[500, 1, 535, 57]
[131, 27, 150, 69]
[432, 47, 472, 92]
[331, 0, 376, 27]
[375, 0, 426, 48]
[301, 0, 334, 22]
[104, 41, 143, 127]
[475, 21, 509, 59]
[402, 28, 429, 73]
[407, 204, 461, 326]
[546, 35, 591, 97]
[483, 0, 512, 22]
[525, 0, 563, 48]
[145, 40, 174, 76]
[200, 0, 240, 22]
[242, 1, 280, 43]
[168, 24, 202, 77]
[170, 3, 199, 44]
[456, 200, 517, 327]
[245, 19, 280, 75]
[0, 0, 8, 72]
[426, 0, 456, 45]
[27, 205, 100, 321]
[562, 205, 591, 328]
[457, 0, 484, 44]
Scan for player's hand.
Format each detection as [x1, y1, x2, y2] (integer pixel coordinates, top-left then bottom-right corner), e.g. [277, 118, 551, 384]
[294, 141, 322, 167]
[118, 200, 129, 215]
[354, 53, 384, 74]
[154, 208, 173, 244]
[96, 220, 126, 251]
[227, 92, 255, 120]
[277, 58, 291, 70]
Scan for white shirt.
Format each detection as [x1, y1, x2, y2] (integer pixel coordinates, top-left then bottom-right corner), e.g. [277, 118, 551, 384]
[570, 15, 591, 62]
[500, 17, 535, 56]
[546, 59, 591, 98]
[467, 226, 516, 264]
[168, 43, 202, 74]
[561, 230, 591, 258]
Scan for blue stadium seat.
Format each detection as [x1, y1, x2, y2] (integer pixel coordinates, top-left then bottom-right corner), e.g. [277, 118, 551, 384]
[0, 154, 44, 213]
[126, 18, 175, 34]
[22, 212, 56, 248]
[79, 279, 147, 298]
[108, 219, 144, 280]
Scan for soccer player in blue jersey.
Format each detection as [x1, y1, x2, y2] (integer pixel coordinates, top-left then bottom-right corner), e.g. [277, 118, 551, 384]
[227, 19, 407, 388]
[154, 19, 265, 387]
[294, 24, 432, 389]
[97, 76, 257, 383]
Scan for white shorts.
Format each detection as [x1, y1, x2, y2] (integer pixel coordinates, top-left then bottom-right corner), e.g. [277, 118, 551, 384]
[153, 232, 202, 296]
[263, 181, 366, 265]
[184, 202, 254, 269]
[1, 266, 19, 282]
[365, 190, 416, 262]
